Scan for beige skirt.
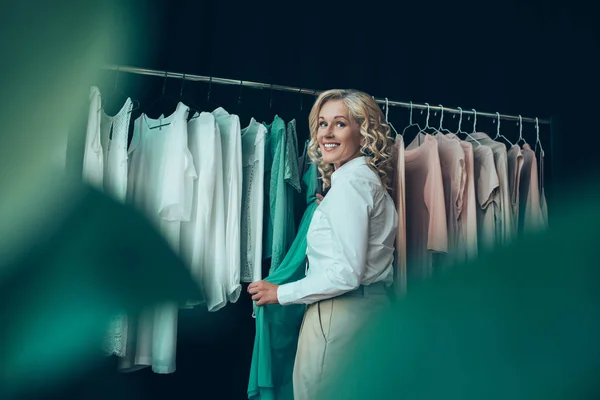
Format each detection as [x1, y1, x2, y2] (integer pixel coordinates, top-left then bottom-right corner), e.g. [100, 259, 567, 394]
[292, 284, 391, 400]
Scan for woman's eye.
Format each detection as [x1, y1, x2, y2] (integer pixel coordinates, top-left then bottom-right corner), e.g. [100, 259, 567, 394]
[336, 122, 345, 128]
[319, 121, 327, 127]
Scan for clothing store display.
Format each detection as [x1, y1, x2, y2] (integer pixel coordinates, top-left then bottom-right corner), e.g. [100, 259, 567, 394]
[467, 132, 512, 244]
[120, 102, 197, 374]
[277, 156, 397, 305]
[248, 163, 320, 400]
[519, 144, 545, 234]
[180, 112, 227, 311]
[405, 134, 448, 279]
[391, 136, 407, 294]
[471, 144, 499, 252]
[240, 118, 268, 284]
[213, 108, 244, 304]
[507, 145, 524, 237]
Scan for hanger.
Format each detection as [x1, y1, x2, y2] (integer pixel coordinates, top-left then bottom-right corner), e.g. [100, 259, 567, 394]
[493, 111, 514, 146]
[147, 71, 179, 120]
[178, 73, 202, 120]
[401, 101, 422, 136]
[418, 103, 438, 135]
[269, 84, 274, 109]
[455, 107, 481, 146]
[99, 66, 140, 114]
[384, 98, 400, 137]
[299, 88, 303, 111]
[238, 80, 244, 105]
[534, 117, 544, 156]
[437, 104, 452, 134]
[516, 115, 527, 146]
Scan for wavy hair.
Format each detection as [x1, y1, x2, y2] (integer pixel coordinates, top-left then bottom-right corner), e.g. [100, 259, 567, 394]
[307, 89, 395, 191]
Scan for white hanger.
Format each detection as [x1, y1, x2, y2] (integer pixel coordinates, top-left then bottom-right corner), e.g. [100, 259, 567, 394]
[493, 112, 514, 146]
[418, 103, 437, 135]
[534, 117, 544, 157]
[401, 101, 422, 136]
[516, 115, 527, 145]
[384, 97, 400, 137]
[455, 107, 481, 146]
[437, 104, 452, 134]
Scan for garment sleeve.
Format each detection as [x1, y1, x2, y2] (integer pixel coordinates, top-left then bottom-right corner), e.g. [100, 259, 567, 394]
[277, 178, 371, 305]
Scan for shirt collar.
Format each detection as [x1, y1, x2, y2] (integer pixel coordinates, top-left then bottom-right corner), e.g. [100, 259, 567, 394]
[331, 156, 368, 184]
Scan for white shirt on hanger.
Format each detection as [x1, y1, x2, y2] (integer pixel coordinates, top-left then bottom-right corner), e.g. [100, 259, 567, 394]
[120, 102, 196, 374]
[277, 156, 397, 305]
[212, 107, 243, 304]
[240, 118, 267, 284]
[180, 112, 229, 312]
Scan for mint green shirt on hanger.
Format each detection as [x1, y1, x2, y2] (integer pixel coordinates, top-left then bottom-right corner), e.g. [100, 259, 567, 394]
[262, 117, 302, 270]
[248, 162, 319, 400]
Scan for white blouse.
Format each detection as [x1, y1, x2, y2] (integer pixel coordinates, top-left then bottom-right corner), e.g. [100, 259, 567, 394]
[277, 156, 398, 305]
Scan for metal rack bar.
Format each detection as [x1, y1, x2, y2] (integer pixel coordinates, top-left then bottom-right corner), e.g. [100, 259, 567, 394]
[102, 64, 551, 124]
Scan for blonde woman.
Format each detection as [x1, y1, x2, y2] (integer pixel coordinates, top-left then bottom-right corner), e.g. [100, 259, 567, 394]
[248, 89, 398, 399]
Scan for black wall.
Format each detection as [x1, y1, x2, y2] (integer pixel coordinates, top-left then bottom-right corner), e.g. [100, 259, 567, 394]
[58, 0, 600, 398]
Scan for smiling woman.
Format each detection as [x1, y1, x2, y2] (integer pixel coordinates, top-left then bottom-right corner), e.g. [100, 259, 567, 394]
[248, 89, 398, 400]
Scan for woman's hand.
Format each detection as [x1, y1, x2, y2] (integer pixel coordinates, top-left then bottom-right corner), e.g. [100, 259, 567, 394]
[316, 193, 324, 205]
[248, 280, 280, 306]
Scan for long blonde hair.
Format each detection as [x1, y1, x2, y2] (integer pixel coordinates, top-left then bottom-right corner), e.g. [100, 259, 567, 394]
[307, 89, 394, 190]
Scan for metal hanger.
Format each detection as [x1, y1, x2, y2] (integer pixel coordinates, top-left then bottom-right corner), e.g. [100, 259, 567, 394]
[455, 107, 481, 146]
[534, 117, 544, 156]
[401, 101, 421, 136]
[98, 66, 140, 114]
[516, 115, 527, 146]
[418, 103, 438, 135]
[384, 98, 400, 137]
[147, 72, 179, 121]
[493, 111, 514, 146]
[299, 88, 303, 111]
[437, 104, 452, 134]
[178, 73, 202, 119]
[269, 84, 274, 109]
[238, 80, 244, 105]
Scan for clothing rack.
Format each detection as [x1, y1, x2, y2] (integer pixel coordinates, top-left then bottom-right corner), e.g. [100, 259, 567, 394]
[102, 64, 551, 125]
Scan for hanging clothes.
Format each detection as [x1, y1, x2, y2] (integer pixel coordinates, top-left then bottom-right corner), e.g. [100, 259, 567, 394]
[119, 102, 197, 374]
[519, 144, 545, 234]
[213, 107, 243, 304]
[248, 162, 320, 400]
[468, 143, 499, 252]
[507, 145, 524, 235]
[455, 137, 478, 261]
[240, 118, 268, 284]
[467, 133, 512, 244]
[435, 133, 467, 266]
[180, 112, 228, 312]
[538, 150, 549, 228]
[262, 117, 302, 271]
[81, 86, 134, 357]
[405, 134, 448, 279]
[391, 135, 407, 295]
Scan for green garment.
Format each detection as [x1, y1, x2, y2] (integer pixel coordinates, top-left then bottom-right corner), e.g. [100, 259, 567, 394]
[248, 162, 319, 400]
[317, 182, 600, 399]
[262, 117, 302, 270]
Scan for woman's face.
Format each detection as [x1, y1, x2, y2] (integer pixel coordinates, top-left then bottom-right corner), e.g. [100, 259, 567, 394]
[317, 100, 363, 170]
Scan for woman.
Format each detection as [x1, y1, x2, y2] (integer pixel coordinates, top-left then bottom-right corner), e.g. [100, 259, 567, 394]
[248, 89, 398, 399]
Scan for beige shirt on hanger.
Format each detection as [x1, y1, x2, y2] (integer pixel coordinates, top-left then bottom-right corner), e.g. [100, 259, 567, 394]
[435, 133, 466, 267]
[471, 144, 499, 252]
[445, 134, 478, 263]
[519, 144, 545, 234]
[507, 145, 524, 237]
[467, 132, 512, 245]
[391, 136, 407, 295]
[405, 134, 448, 280]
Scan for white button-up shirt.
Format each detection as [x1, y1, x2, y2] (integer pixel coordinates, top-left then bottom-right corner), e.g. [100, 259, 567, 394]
[277, 156, 398, 305]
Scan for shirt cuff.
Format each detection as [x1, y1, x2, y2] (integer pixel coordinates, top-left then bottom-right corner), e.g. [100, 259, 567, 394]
[277, 283, 298, 306]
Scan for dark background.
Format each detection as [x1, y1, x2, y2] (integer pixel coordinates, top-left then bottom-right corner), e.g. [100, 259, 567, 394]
[49, 0, 600, 398]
